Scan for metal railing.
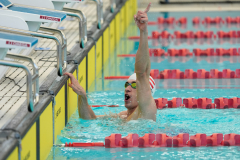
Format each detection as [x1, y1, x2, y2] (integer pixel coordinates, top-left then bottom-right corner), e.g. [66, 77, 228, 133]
[0, 54, 39, 112]
[110, 0, 116, 12]
[14, 4, 88, 48]
[39, 26, 67, 71]
[62, 7, 88, 48]
[0, 26, 65, 76]
[90, 0, 104, 29]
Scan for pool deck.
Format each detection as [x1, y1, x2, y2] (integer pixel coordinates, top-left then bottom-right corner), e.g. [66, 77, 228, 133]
[0, 0, 110, 129]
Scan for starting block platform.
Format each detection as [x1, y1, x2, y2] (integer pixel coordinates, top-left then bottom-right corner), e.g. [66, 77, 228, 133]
[0, 0, 110, 129]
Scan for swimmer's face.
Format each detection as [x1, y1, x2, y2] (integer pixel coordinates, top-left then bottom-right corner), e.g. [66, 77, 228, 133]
[124, 79, 138, 109]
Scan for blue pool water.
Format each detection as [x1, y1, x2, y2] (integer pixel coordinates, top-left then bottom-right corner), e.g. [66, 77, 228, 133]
[47, 11, 240, 159]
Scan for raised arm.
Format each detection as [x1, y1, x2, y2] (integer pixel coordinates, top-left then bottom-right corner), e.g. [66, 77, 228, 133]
[64, 72, 97, 119]
[134, 3, 157, 120]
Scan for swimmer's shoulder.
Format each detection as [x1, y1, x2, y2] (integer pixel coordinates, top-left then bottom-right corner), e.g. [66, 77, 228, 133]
[118, 110, 127, 115]
[118, 110, 128, 119]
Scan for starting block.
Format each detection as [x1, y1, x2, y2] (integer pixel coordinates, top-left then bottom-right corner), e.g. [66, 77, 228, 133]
[0, 32, 39, 112]
[3, 0, 89, 47]
[0, 0, 66, 31]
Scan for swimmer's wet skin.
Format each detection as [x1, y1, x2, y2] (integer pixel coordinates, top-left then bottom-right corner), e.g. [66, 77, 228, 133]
[64, 3, 157, 121]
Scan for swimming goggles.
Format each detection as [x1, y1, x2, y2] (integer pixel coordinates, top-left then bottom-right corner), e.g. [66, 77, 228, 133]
[125, 82, 136, 89]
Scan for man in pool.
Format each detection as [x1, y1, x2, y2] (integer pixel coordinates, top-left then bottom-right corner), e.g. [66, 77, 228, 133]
[64, 3, 157, 121]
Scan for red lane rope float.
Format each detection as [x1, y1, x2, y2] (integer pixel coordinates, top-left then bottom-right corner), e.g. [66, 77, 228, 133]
[192, 17, 224, 24]
[147, 17, 187, 25]
[118, 49, 167, 57]
[105, 69, 240, 80]
[193, 17, 240, 25]
[91, 105, 119, 107]
[65, 142, 104, 147]
[202, 17, 225, 24]
[174, 31, 215, 39]
[193, 48, 240, 56]
[192, 17, 201, 24]
[128, 31, 173, 40]
[216, 48, 239, 56]
[147, 21, 157, 25]
[217, 31, 238, 38]
[91, 97, 240, 109]
[150, 69, 240, 79]
[63, 133, 240, 148]
[118, 48, 240, 57]
[104, 76, 129, 79]
[157, 17, 175, 24]
[128, 35, 152, 40]
[226, 17, 240, 24]
[148, 17, 175, 25]
[149, 48, 167, 56]
[129, 30, 240, 40]
[176, 17, 187, 25]
[152, 31, 173, 39]
[167, 49, 193, 56]
[117, 54, 136, 57]
[193, 48, 215, 56]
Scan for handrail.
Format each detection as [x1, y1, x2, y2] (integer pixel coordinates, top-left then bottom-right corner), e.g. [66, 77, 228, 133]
[39, 27, 67, 70]
[90, 0, 103, 29]
[13, 4, 86, 48]
[62, 7, 87, 48]
[0, 60, 36, 112]
[110, 0, 116, 13]
[6, 53, 39, 111]
[0, 26, 65, 76]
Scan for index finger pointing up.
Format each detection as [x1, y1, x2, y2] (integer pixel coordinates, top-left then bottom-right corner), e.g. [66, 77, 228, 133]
[144, 3, 151, 13]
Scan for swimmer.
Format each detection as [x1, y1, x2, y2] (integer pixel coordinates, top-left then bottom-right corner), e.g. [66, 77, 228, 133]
[64, 3, 157, 121]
